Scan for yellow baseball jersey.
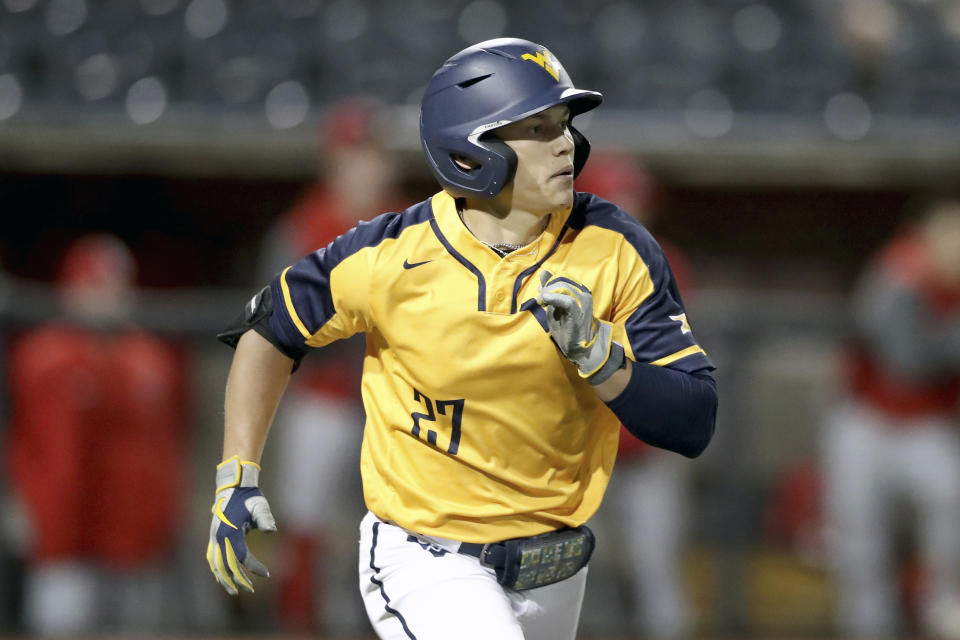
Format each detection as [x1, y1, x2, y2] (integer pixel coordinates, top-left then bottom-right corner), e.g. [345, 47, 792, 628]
[267, 190, 713, 543]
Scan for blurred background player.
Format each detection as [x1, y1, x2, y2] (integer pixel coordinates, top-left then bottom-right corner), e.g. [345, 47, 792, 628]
[822, 197, 960, 638]
[579, 151, 696, 639]
[255, 96, 403, 633]
[4, 234, 189, 636]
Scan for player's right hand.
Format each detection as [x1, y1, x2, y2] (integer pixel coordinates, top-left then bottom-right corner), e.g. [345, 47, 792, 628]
[206, 455, 277, 595]
[536, 270, 613, 378]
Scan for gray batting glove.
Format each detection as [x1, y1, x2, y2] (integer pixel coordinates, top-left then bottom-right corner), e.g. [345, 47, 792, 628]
[206, 456, 277, 595]
[537, 271, 624, 384]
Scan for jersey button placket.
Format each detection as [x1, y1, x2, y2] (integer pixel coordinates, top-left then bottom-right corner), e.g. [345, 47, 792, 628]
[488, 264, 513, 313]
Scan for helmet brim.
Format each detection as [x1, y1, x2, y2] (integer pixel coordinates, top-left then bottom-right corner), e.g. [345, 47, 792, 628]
[473, 88, 602, 139]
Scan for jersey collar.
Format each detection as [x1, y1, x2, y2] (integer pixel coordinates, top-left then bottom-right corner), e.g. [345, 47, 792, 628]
[429, 191, 572, 270]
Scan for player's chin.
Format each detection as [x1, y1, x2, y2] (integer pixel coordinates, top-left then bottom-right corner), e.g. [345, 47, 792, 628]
[544, 181, 574, 209]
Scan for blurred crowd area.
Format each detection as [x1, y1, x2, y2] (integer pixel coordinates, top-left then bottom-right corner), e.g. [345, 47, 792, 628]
[0, 0, 959, 135]
[1, 1, 960, 640]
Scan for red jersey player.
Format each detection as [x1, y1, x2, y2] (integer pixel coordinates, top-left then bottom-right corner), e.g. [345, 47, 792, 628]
[6, 234, 188, 636]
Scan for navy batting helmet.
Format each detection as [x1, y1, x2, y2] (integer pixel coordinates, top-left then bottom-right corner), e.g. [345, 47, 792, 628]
[420, 38, 603, 199]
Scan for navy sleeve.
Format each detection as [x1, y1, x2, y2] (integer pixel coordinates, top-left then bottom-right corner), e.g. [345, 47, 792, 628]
[217, 284, 308, 367]
[605, 360, 718, 458]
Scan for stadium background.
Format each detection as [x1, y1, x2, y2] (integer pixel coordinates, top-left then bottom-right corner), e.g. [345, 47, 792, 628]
[1, 0, 959, 637]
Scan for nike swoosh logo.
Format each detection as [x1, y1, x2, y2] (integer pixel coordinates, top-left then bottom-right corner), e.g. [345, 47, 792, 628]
[403, 259, 433, 269]
[214, 497, 238, 530]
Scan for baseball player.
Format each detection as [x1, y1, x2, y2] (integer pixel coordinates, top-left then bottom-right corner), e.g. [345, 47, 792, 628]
[257, 96, 402, 632]
[207, 38, 717, 640]
[822, 198, 960, 638]
[8, 235, 187, 636]
[578, 151, 696, 639]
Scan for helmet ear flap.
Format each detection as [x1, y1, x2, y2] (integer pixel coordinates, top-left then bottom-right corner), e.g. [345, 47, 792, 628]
[438, 137, 517, 198]
[570, 124, 591, 178]
[475, 137, 517, 197]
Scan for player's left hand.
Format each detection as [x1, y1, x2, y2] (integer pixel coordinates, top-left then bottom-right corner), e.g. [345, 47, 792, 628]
[206, 456, 277, 595]
[537, 271, 616, 381]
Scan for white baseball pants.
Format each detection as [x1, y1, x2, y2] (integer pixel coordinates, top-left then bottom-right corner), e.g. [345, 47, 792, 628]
[358, 512, 588, 640]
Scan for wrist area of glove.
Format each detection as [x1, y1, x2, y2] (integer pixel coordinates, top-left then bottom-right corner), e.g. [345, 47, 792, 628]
[215, 455, 261, 494]
[575, 319, 625, 385]
[587, 340, 625, 386]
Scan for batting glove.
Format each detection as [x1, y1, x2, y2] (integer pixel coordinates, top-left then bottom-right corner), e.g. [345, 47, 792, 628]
[206, 455, 277, 595]
[537, 270, 625, 385]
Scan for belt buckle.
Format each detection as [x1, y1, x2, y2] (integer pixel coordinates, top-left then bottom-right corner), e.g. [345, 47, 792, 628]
[478, 543, 494, 567]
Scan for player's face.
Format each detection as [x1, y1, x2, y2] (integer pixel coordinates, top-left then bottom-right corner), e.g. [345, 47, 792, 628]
[495, 105, 575, 215]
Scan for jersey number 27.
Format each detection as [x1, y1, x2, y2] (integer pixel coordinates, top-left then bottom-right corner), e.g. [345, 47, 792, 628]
[411, 389, 465, 455]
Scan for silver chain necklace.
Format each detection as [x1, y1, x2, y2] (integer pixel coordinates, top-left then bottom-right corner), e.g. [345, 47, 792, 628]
[487, 241, 525, 252]
[457, 201, 527, 253]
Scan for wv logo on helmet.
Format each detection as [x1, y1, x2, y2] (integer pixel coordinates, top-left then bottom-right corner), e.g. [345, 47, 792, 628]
[522, 51, 559, 81]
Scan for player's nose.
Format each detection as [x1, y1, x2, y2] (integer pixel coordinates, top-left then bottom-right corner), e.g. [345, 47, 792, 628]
[553, 128, 574, 156]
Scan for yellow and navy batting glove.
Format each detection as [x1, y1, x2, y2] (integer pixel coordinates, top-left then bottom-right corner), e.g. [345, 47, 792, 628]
[537, 270, 624, 385]
[206, 455, 276, 595]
